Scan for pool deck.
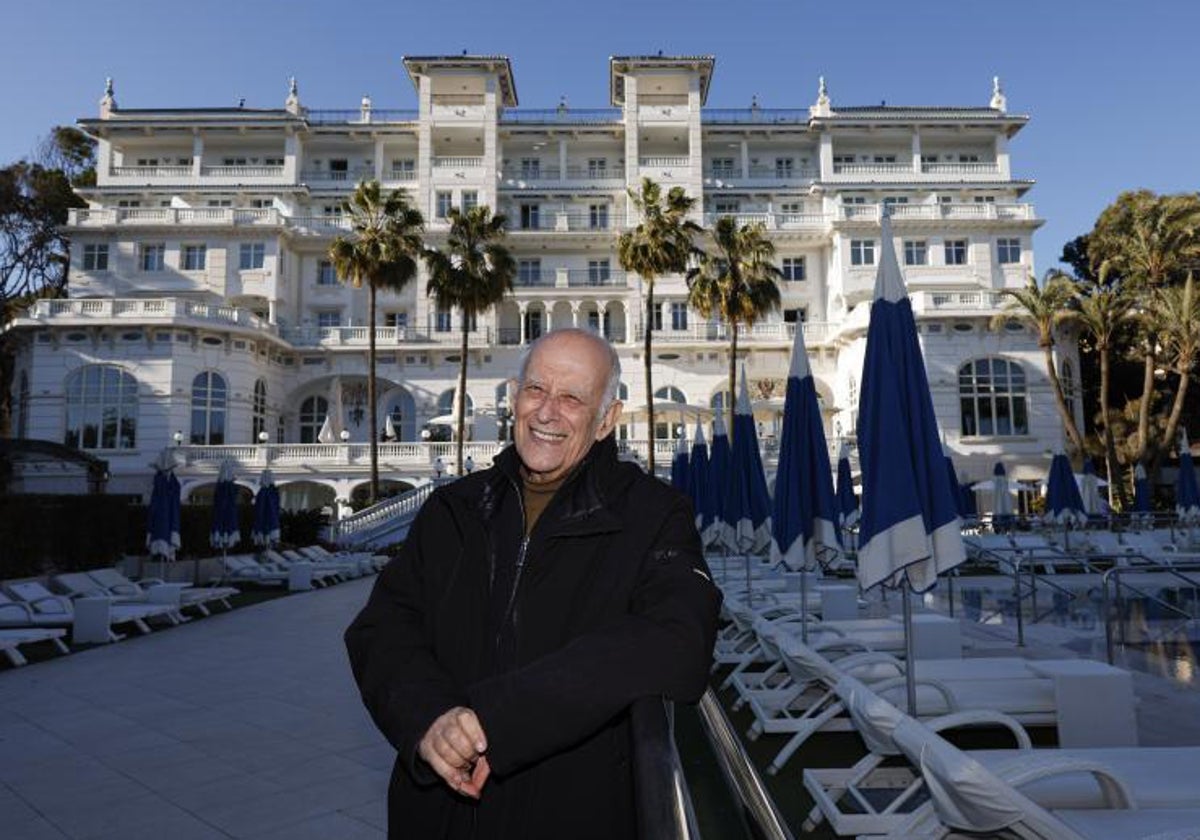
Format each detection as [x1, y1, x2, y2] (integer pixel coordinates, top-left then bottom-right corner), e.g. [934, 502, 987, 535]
[3, 575, 1200, 839]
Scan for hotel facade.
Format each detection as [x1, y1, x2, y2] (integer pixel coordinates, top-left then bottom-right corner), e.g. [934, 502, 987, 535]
[3, 55, 1077, 511]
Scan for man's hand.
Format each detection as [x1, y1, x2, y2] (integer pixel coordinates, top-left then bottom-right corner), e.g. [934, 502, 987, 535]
[418, 706, 490, 798]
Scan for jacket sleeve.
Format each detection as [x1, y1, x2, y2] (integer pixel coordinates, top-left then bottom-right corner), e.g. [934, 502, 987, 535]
[466, 493, 722, 776]
[344, 492, 469, 781]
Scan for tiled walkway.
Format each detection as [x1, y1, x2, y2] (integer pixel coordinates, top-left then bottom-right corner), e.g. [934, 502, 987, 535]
[0, 578, 389, 840]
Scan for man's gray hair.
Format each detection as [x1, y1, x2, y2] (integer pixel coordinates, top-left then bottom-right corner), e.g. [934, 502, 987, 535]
[516, 328, 622, 413]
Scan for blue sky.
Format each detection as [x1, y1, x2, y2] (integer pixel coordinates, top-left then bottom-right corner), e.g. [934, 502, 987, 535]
[4, 0, 1198, 271]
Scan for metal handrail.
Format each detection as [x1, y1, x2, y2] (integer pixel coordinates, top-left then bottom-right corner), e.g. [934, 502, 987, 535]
[630, 698, 701, 840]
[1100, 554, 1200, 664]
[695, 689, 794, 840]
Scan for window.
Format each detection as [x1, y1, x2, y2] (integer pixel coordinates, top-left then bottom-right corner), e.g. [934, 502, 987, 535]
[136, 158, 159, 167]
[299, 395, 328, 444]
[82, 244, 108, 271]
[714, 200, 739, 215]
[118, 200, 142, 208]
[775, 157, 794, 178]
[587, 158, 607, 177]
[316, 311, 341, 329]
[587, 259, 611, 284]
[206, 199, 232, 208]
[322, 204, 343, 217]
[873, 154, 897, 163]
[190, 371, 227, 445]
[520, 158, 541, 178]
[461, 191, 478, 212]
[520, 204, 540, 229]
[518, 259, 542, 285]
[252, 379, 267, 442]
[1061, 360, 1077, 421]
[182, 244, 207, 271]
[264, 157, 283, 167]
[435, 192, 453, 219]
[250, 198, 274, 209]
[959, 154, 980, 163]
[391, 158, 415, 178]
[64, 365, 138, 450]
[239, 243, 265, 270]
[781, 257, 806, 281]
[904, 240, 928, 266]
[587, 309, 612, 338]
[944, 239, 968, 265]
[779, 202, 804, 215]
[140, 243, 165, 272]
[973, 195, 996, 203]
[710, 158, 735, 178]
[222, 157, 247, 166]
[882, 196, 909, 206]
[997, 238, 1021, 264]
[317, 260, 337, 285]
[850, 240, 875, 266]
[842, 195, 866, 205]
[435, 305, 452, 333]
[783, 307, 808, 323]
[589, 204, 609, 229]
[652, 305, 664, 332]
[959, 358, 1028, 437]
[384, 311, 408, 328]
[671, 302, 688, 330]
[523, 309, 543, 342]
[833, 154, 855, 166]
[921, 154, 939, 164]
[654, 386, 687, 440]
[329, 159, 349, 178]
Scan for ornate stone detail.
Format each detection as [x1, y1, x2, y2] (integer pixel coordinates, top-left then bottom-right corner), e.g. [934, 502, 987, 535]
[990, 76, 1007, 112]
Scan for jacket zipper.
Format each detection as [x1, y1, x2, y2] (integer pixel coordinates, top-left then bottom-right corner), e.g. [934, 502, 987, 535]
[497, 480, 530, 655]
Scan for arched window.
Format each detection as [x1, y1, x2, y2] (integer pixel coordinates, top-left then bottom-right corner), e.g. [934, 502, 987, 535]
[437, 389, 475, 415]
[616, 383, 630, 441]
[1060, 360, 1076, 422]
[959, 358, 1028, 437]
[385, 387, 417, 442]
[654, 386, 686, 440]
[16, 372, 29, 439]
[251, 379, 267, 442]
[190, 372, 227, 445]
[299, 396, 328, 443]
[64, 365, 138, 450]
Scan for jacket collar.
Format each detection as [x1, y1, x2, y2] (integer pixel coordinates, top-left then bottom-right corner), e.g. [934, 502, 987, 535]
[486, 435, 625, 537]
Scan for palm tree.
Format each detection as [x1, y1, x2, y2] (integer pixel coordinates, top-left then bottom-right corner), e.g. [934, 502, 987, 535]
[1146, 273, 1200, 477]
[1063, 268, 1134, 507]
[994, 272, 1083, 452]
[617, 178, 702, 473]
[686, 217, 782, 435]
[424, 205, 516, 473]
[329, 181, 424, 504]
[1089, 191, 1200, 466]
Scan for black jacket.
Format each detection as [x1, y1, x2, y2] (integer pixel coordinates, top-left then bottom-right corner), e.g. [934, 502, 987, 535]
[345, 435, 721, 839]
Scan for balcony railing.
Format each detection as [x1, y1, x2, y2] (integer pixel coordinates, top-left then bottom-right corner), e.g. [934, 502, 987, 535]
[385, 167, 417, 181]
[508, 211, 623, 232]
[110, 165, 192, 179]
[285, 215, 353, 233]
[69, 208, 284, 227]
[634, 320, 832, 344]
[514, 271, 557, 287]
[702, 108, 810, 124]
[910, 290, 1006, 312]
[639, 156, 690, 168]
[281, 326, 482, 347]
[566, 270, 627, 288]
[700, 211, 829, 230]
[500, 108, 622, 125]
[831, 162, 915, 175]
[306, 109, 418, 124]
[299, 167, 374, 183]
[25, 297, 270, 330]
[201, 165, 285, 178]
[837, 203, 1035, 222]
[432, 156, 484, 168]
[500, 165, 626, 183]
[920, 162, 1000, 176]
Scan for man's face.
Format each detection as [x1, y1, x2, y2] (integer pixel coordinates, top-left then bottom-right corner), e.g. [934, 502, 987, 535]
[513, 332, 621, 484]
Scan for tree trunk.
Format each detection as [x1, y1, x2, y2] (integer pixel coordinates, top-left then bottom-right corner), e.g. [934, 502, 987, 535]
[1134, 350, 1156, 464]
[456, 312, 469, 475]
[367, 283, 379, 505]
[1098, 346, 1127, 509]
[644, 283, 656, 475]
[1151, 369, 1191, 479]
[1043, 343, 1084, 452]
[727, 321, 739, 442]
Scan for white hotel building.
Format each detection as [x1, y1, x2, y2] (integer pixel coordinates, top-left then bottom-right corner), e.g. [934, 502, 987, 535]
[4, 55, 1077, 510]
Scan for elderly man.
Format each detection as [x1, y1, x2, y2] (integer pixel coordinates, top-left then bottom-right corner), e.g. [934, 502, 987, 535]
[346, 328, 721, 839]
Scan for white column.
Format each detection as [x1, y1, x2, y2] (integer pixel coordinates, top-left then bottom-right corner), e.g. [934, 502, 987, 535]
[374, 138, 385, 181]
[483, 77, 499, 209]
[558, 137, 568, 179]
[598, 301, 609, 339]
[911, 130, 922, 174]
[819, 133, 834, 180]
[417, 74, 433, 219]
[623, 74, 639, 221]
[518, 301, 528, 345]
[740, 139, 749, 178]
[625, 304, 635, 346]
[283, 132, 301, 183]
[192, 132, 204, 178]
[995, 133, 1011, 179]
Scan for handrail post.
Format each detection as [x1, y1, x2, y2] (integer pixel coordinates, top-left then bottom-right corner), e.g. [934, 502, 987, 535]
[1102, 569, 1115, 665]
[1029, 560, 1038, 623]
[946, 570, 955, 618]
[1116, 567, 1128, 649]
[1013, 556, 1025, 647]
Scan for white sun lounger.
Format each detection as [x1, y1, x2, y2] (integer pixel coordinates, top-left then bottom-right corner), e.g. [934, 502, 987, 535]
[3, 582, 177, 641]
[51, 572, 189, 623]
[84, 568, 236, 616]
[805, 676, 1199, 837]
[0, 628, 70, 666]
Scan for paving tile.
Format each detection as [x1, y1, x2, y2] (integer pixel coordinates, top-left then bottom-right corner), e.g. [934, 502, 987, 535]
[244, 810, 384, 840]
